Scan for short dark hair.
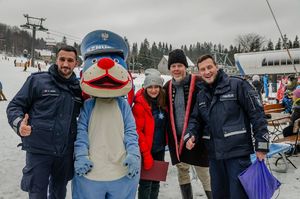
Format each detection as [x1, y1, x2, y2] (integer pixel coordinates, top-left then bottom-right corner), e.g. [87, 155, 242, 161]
[196, 54, 216, 66]
[56, 45, 78, 59]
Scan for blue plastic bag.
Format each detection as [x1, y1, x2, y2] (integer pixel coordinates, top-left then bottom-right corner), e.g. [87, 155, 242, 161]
[238, 159, 281, 199]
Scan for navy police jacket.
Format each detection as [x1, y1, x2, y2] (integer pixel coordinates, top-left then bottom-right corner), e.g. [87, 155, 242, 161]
[6, 65, 83, 156]
[186, 69, 269, 160]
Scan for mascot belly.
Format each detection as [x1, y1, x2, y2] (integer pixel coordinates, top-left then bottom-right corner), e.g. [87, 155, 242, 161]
[72, 30, 140, 199]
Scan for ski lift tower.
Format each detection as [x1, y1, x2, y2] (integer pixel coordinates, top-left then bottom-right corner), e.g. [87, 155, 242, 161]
[211, 51, 237, 75]
[20, 14, 48, 67]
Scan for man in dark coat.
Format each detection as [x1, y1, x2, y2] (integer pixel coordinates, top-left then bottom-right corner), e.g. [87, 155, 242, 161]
[186, 54, 269, 199]
[7, 46, 83, 199]
[164, 49, 211, 199]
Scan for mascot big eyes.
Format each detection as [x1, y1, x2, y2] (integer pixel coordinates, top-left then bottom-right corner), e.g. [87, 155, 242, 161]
[72, 30, 140, 199]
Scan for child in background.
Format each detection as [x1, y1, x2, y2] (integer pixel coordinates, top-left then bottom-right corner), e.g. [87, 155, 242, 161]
[132, 69, 167, 199]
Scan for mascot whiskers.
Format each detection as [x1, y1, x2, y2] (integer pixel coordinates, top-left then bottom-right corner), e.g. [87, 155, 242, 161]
[72, 30, 140, 199]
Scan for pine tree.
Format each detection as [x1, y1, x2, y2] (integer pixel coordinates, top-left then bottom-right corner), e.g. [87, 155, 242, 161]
[275, 38, 281, 50]
[293, 35, 300, 48]
[267, 40, 274, 50]
[137, 38, 151, 69]
[282, 34, 288, 49]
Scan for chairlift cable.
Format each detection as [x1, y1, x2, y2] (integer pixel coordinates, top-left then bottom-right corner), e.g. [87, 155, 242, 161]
[265, 0, 298, 75]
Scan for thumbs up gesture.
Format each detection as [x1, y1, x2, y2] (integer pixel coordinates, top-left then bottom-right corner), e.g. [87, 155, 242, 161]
[19, 114, 32, 137]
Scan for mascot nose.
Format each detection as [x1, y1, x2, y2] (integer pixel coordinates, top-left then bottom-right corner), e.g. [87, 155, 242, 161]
[97, 58, 114, 70]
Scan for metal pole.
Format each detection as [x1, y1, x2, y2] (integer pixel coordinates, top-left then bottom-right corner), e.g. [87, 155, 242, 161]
[20, 14, 48, 68]
[31, 26, 36, 67]
[265, 0, 298, 75]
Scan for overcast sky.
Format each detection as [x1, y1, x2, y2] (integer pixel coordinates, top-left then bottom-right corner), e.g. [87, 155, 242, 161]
[0, 0, 299, 49]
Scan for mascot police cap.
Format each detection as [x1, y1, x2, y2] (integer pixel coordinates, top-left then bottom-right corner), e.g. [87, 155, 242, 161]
[81, 30, 129, 60]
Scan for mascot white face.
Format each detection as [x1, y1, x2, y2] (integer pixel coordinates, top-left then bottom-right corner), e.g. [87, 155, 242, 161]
[80, 30, 132, 98]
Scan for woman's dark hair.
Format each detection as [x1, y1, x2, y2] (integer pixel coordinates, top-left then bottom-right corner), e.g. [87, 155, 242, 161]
[143, 87, 167, 110]
[56, 45, 78, 59]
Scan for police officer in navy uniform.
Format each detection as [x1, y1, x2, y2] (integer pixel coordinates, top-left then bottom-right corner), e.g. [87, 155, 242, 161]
[7, 45, 83, 199]
[185, 54, 269, 199]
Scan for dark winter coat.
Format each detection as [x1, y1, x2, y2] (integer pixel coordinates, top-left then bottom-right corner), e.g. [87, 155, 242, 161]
[6, 64, 83, 156]
[187, 69, 269, 160]
[164, 74, 209, 166]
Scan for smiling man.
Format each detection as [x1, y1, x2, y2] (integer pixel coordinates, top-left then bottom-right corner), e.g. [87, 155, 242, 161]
[7, 45, 83, 199]
[185, 54, 269, 199]
[164, 49, 211, 199]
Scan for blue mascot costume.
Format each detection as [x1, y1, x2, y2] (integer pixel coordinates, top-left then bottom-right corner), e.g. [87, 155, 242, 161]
[72, 30, 141, 199]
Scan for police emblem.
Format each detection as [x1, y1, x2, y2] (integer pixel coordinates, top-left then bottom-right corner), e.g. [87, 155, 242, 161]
[101, 32, 109, 41]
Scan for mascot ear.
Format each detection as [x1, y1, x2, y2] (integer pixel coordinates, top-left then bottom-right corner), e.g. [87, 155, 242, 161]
[81, 30, 129, 61]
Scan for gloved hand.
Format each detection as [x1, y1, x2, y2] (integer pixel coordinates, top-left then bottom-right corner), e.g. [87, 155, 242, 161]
[142, 151, 154, 170]
[123, 153, 140, 179]
[74, 155, 93, 176]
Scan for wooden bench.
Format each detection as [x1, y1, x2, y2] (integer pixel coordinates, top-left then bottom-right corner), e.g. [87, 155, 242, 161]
[273, 134, 300, 145]
[272, 118, 300, 170]
[264, 103, 285, 114]
[266, 113, 290, 137]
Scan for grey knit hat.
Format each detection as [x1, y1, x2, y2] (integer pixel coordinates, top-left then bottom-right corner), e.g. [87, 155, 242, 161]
[143, 69, 163, 88]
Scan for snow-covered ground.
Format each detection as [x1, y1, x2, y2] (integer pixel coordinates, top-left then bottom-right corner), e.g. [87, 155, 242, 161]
[0, 55, 299, 199]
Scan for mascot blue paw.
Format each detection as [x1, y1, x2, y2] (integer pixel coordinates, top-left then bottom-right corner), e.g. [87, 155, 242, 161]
[75, 155, 94, 176]
[123, 153, 140, 179]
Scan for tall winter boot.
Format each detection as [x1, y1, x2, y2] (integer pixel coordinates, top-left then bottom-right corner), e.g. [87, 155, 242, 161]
[180, 183, 193, 199]
[205, 191, 212, 199]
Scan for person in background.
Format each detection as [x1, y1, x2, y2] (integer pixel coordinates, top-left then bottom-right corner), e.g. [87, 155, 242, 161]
[132, 69, 167, 199]
[186, 54, 269, 199]
[252, 75, 263, 102]
[37, 63, 41, 72]
[164, 49, 211, 199]
[282, 90, 293, 114]
[0, 80, 7, 101]
[283, 88, 300, 137]
[286, 75, 298, 91]
[6, 45, 83, 199]
[263, 74, 269, 100]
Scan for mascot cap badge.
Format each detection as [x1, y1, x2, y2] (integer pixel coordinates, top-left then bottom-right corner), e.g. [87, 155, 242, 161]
[81, 30, 129, 60]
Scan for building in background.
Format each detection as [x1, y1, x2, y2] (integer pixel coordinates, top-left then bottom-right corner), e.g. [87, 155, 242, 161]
[157, 55, 195, 75]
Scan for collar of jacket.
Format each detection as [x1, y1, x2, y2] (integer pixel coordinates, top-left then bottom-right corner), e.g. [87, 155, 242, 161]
[49, 64, 78, 85]
[171, 74, 191, 104]
[48, 64, 80, 93]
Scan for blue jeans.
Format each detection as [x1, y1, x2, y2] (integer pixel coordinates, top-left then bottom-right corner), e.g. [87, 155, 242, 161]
[209, 156, 251, 199]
